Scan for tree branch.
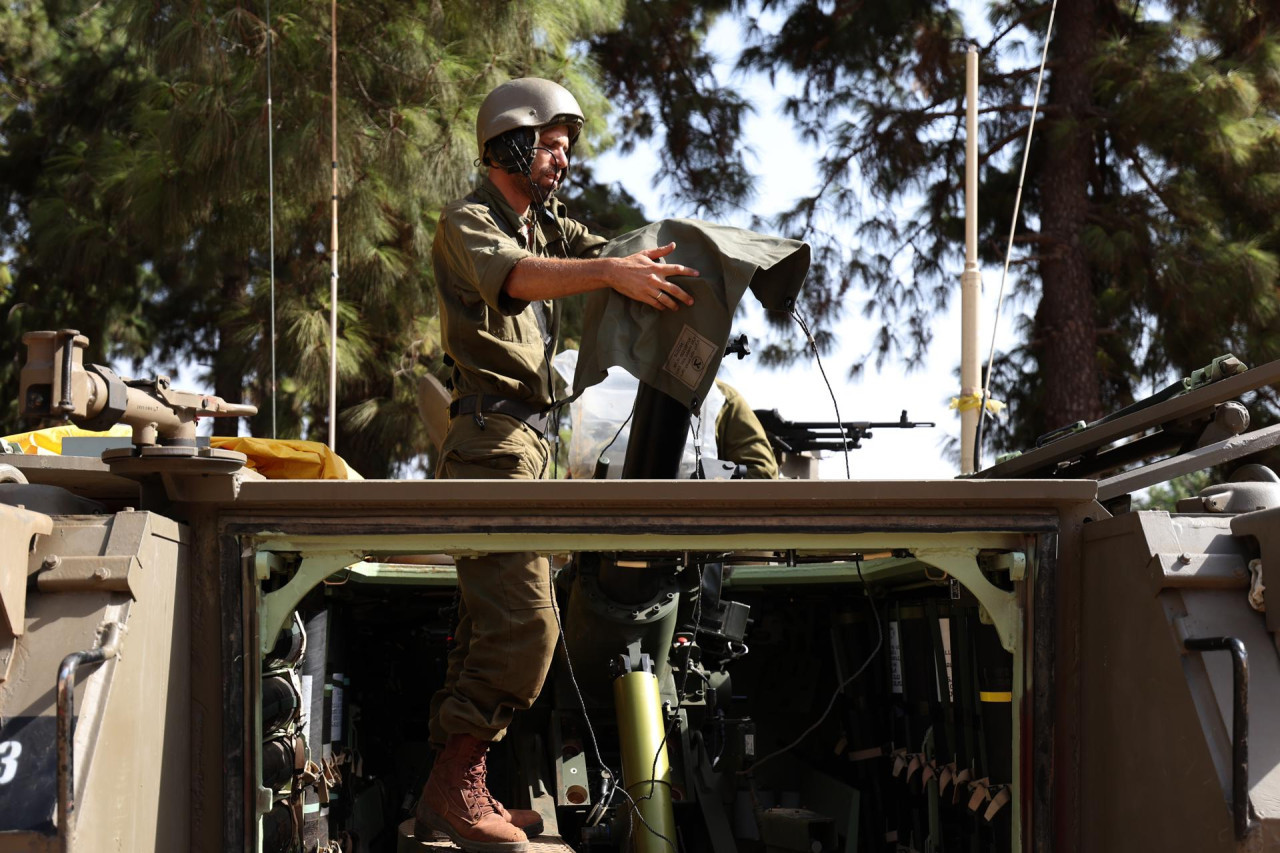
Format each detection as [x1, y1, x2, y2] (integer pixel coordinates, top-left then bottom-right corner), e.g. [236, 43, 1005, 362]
[1126, 152, 1207, 229]
[982, 3, 1051, 53]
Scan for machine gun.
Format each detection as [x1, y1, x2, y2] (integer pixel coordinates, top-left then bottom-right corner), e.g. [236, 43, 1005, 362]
[753, 408, 936, 453]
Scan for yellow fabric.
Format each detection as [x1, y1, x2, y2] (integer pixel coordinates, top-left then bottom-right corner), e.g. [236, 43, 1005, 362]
[209, 437, 363, 480]
[949, 393, 1006, 415]
[1, 424, 133, 455]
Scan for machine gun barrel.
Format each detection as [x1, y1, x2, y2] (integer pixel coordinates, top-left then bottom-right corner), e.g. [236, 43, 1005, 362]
[754, 408, 936, 453]
[19, 329, 256, 447]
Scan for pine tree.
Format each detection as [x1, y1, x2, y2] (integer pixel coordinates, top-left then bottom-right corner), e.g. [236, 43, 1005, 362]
[0, 0, 626, 476]
[589, 0, 754, 214]
[738, 0, 1280, 454]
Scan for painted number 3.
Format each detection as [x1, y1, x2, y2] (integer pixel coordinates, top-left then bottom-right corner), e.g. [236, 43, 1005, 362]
[0, 741, 21, 785]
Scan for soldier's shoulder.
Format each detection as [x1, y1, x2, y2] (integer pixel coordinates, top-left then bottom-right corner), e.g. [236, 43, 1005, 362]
[438, 195, 499, 239]
[440, 194, 489, 221]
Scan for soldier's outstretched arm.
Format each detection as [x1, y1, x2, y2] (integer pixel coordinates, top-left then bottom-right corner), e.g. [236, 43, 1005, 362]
[504, 242, 698, 310]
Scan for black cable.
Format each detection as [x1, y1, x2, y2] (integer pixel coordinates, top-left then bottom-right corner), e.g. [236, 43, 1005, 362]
[510, 142, 569, 478]
[791, 309, 851, 478]
[973, 397, 986, 472]
[972, 364, 989, 471]
[519, 133, 674, 849]
[511, 140, 555, 214]
[741, 557, 883, 775]
[549, 576, 611, 774]
[690, 414, 704, 479]
[595, 404, 636, 476]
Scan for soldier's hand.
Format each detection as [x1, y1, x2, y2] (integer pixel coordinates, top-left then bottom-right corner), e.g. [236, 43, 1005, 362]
[609, 242, 697, 311]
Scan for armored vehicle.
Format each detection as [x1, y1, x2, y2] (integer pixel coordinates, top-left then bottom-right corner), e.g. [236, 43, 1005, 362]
[2, 328, 1280, 853]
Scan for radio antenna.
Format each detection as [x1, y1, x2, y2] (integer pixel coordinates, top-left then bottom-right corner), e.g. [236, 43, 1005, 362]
[976, 0, 1059, 468]
[265, 0, 278, 438]
[328, 0, 339, 451]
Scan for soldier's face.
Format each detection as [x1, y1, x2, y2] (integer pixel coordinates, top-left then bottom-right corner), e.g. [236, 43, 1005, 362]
[530, 125, 572, 194]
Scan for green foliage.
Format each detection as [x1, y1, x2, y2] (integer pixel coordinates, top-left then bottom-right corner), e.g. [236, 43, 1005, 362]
[737, 1, 1280, 457]
[0, 0, 625, 476]
[590, 0, 754, 215]
[1133, 470, 1212, 511]
[9, 0, 1279, 481]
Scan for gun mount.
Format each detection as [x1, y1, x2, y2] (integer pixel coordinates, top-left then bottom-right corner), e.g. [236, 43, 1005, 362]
[18, 329, 257, 479]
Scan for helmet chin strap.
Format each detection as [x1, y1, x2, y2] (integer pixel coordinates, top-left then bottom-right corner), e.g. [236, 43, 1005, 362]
[511, 146, 567, 212]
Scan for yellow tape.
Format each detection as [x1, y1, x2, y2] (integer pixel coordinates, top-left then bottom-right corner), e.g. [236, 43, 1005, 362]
[979, 691, 1013, 703]
[949, 394, 1007, 415]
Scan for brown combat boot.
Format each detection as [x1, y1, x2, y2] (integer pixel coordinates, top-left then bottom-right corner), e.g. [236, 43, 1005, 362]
[492, 802, 544, 839]
[415, 734, 529, 852]
[472, 753, 544, 838]
[423, 740, 545, 838]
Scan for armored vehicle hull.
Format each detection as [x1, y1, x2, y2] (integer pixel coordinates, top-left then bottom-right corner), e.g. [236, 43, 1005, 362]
[3, 459, 1276, 852]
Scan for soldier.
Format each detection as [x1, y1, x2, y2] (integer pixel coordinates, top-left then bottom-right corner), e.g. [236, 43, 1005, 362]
[416, 78, 699, 852]
[715, 379, 779, 479]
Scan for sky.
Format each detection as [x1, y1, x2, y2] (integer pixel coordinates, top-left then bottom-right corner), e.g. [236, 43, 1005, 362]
[591, 4, 1020, 479]
[166, 1, 1030, 480]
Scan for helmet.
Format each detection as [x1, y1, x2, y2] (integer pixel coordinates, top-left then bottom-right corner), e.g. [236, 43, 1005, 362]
[476, 78, 584, 172]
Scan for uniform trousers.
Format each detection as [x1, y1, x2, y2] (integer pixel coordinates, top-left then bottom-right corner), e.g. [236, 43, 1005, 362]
[428, 412, 557, 744]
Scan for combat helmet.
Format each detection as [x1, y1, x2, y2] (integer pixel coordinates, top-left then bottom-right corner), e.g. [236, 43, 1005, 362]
[476, 78, 584, 174]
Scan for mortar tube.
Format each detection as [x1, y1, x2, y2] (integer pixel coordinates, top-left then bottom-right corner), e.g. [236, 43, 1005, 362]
[613, 670, 677, 853]
[622, 382, 691, 480]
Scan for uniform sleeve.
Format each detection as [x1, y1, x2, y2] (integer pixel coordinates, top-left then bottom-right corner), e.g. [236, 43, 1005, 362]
[560, 214, 608, 259]
[715, 383, 780, 479]
[437, 203, 533, 315]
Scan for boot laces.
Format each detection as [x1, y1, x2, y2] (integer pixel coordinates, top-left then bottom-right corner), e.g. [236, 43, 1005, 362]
[461, 741, 503, 816]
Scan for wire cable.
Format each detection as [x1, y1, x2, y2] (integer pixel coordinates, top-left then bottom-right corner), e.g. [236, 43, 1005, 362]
[690, 412, 704, 479]
[742, 558, 883, 775]
[594, 404, 636, 477]
[791, 308, 851, 478]
[524, 126, 676, 851]
[513, 142, 572, 478]
[976, 0, 1060, 468]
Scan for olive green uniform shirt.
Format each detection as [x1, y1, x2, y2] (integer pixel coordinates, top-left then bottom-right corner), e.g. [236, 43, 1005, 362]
[714, 379, 779, 479]
[433, 178, 606, 409]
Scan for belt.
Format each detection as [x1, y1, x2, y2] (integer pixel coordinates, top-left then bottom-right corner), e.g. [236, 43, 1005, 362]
[450, 394, 552, 435]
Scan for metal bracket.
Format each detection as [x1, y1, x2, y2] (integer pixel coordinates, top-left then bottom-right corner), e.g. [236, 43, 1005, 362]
[914, 547, 1021, 653]
[36, 555, 141, 596]
[255, 550, 283, 582]
[1231, 507, 1280, 634]
[259, 554, 359, 656]
[0, 503, 52, 641]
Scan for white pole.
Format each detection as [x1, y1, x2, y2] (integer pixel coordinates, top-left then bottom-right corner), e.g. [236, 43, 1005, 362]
[328, 0, 339, 452]
[960, 46, 981, 474]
